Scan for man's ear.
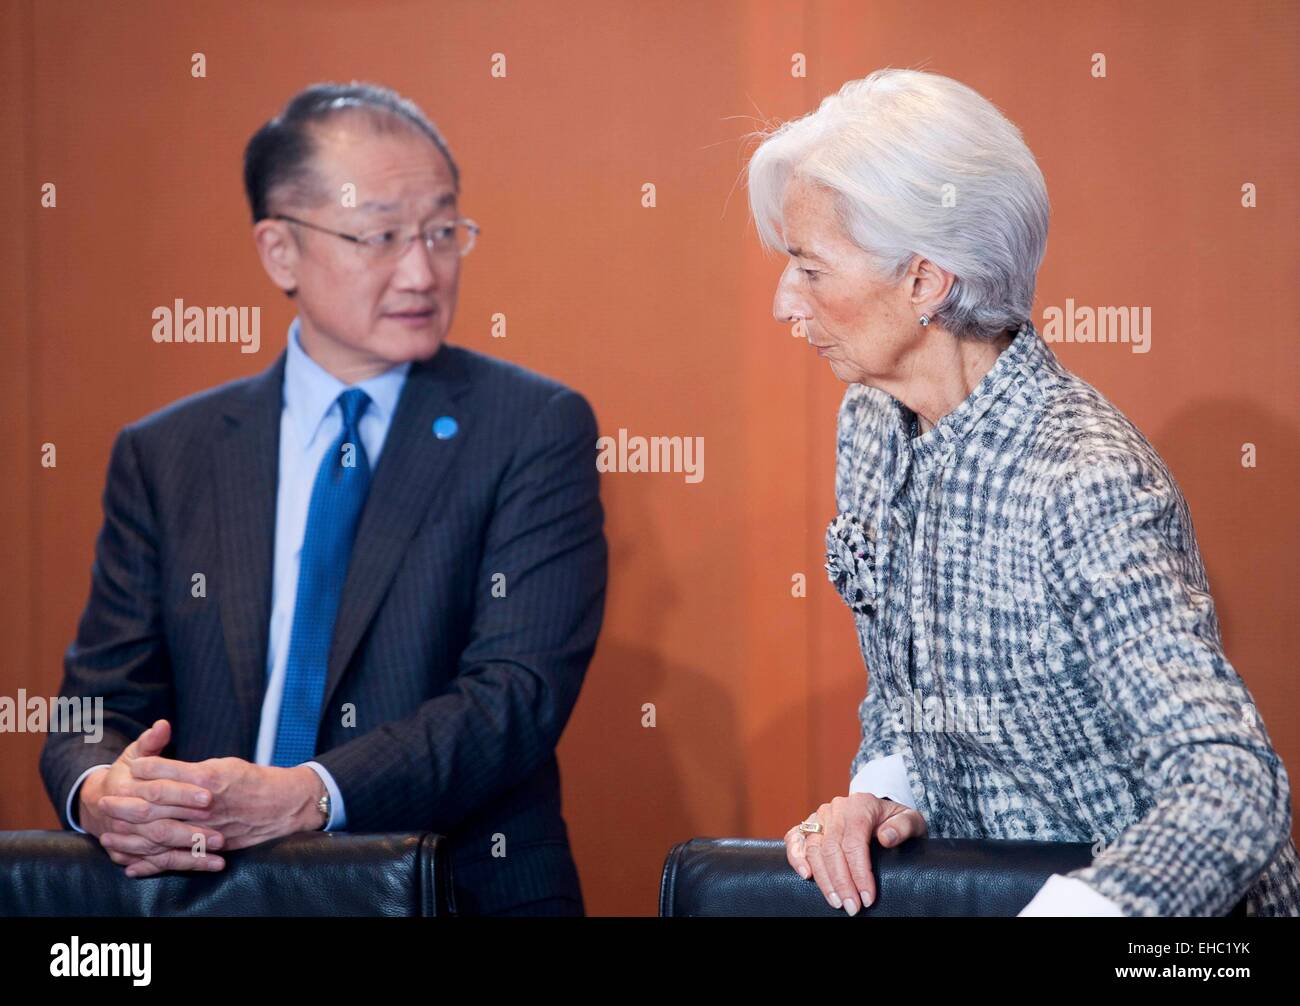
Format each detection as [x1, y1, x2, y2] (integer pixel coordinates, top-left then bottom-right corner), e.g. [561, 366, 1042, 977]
[253, 219, 299, 296]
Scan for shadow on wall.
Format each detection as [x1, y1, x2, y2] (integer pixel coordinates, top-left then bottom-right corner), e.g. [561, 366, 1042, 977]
[560, 471, 747, 915]
[1155, 398, 1299, 657]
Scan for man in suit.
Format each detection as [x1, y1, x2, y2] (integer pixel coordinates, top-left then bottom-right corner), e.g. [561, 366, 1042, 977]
[39, 82, 607, 917]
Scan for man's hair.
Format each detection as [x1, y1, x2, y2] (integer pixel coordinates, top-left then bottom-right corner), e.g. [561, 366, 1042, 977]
[242, 81, 460, 223]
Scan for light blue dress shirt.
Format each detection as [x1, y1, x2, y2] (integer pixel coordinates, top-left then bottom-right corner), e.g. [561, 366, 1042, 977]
[68, 317, 411, 834]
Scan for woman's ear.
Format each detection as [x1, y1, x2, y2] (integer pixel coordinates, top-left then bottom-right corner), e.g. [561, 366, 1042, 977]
[907, 254, 955, 314]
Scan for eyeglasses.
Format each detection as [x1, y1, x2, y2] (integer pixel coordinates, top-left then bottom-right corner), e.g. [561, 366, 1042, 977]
[273, 214, 480, 261]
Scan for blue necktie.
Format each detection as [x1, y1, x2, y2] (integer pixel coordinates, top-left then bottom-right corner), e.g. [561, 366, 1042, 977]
[272, 387, 372, 767]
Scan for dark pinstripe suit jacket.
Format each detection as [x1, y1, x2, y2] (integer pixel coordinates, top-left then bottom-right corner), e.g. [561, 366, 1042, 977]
[40, 342, 608, 915]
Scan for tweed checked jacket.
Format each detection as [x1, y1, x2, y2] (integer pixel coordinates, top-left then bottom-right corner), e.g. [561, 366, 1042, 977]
[828, 319, 1300, 917]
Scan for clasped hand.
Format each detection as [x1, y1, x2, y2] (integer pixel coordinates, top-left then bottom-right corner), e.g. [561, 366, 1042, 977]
[78, 720, 326, 878]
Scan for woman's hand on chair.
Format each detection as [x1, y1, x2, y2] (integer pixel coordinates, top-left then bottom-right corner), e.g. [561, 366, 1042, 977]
[784, 793, 928, 915]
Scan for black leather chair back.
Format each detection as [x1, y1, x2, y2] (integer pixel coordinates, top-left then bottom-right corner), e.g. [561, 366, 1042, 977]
[0, 831, 450, 916]
[660, 837, 1249, 917]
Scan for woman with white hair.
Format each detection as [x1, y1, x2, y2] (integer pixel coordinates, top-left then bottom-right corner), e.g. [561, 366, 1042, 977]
[749, 68, 1300, 917]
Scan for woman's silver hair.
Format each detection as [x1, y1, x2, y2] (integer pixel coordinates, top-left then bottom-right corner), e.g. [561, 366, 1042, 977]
[746, 68, 1049, 341]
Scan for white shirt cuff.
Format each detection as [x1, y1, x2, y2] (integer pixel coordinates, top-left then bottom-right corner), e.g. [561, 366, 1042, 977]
[1017, 874, 1125, 916]
[848, 752, 917, 809]
[66, 764, 113, 833]
[303, 761, 347, 831]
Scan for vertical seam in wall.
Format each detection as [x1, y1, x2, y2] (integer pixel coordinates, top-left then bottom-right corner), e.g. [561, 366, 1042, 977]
[22, 0, 39, 710]
[801, 0, 817, 807]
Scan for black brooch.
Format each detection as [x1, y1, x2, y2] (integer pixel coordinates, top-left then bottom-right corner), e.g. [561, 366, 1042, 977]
[825, 511, 879, 613]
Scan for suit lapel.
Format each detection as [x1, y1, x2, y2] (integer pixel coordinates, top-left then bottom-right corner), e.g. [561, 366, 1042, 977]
[211, 352, 285, 757]
[321, 346, 472, 716]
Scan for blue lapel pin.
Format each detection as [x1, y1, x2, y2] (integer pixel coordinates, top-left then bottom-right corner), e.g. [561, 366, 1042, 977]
[433, 416, 459, 440]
